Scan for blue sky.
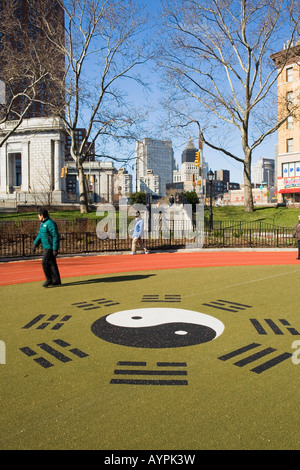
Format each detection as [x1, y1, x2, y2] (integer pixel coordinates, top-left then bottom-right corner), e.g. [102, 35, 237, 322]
[101, 0, 279, 185]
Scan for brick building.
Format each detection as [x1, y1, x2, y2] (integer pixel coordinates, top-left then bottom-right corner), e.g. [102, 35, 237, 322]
[271, 41, 300, 204]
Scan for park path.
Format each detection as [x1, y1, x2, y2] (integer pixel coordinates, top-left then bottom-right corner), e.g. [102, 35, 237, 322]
[0, 249, 298, 286]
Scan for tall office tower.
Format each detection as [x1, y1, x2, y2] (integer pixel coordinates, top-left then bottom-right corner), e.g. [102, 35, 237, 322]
[271, 41, 300, 203]
[175, 138, 208, 193]
[214, 170, 230, 184]
[135, 138, 174, 196]
[179, 138, 198, 187]
[0, 0, 64, 119]
[181, 137, 197, 164]
[253, 158, 275, 187]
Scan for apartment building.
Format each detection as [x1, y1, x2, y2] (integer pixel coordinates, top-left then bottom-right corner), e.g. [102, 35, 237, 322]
[271, 42, 300, 203]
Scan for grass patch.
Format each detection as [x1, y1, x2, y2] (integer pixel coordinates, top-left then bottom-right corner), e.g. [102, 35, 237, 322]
[0, 210, 101, 221]
[204, 205, 300, 227]
[0, 205, 300, 228]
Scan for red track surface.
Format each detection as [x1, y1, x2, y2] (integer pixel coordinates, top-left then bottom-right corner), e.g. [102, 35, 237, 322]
[0, 250, 299, 286]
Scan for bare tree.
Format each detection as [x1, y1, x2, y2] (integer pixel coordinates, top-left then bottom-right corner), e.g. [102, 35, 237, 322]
[35, 0, 152, 213]
[0, 0, 62, 147]
[158, 0, 300, 212]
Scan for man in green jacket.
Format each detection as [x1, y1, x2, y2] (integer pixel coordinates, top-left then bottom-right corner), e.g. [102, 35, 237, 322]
[32, 208, 61, 287]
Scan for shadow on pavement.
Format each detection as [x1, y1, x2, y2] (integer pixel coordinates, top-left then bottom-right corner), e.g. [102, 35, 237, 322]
[60, 273, 156, 286]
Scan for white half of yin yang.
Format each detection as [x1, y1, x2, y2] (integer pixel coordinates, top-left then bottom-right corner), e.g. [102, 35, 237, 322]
[106, 308, 225, 339]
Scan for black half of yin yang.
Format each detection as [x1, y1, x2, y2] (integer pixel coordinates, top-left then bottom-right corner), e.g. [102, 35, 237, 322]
[91, 315, 217, 348]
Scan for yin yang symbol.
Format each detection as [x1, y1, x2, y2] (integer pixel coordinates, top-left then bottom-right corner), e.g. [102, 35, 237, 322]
[91, 308, 225, 348]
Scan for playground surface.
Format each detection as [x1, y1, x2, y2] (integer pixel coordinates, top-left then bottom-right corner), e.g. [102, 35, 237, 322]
[0, 249, 300, 450]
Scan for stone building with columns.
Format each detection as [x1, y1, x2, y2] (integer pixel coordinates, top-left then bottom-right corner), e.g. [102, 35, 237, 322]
[0, 117, 66, 205]
[0, 117, 118, 206]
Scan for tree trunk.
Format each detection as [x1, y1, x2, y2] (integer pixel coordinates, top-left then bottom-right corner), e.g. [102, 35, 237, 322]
[243, 151, 254, 212]
[77, 162, 89, 213]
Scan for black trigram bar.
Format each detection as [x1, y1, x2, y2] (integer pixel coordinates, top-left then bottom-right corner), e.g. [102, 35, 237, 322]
[21, 340, 88, 368]
[34, 357, 53, 369]
[203, 299, 252, 313]
[82, 306, 101, 310]
[251, 318, 300, 336]
[69, 348, 89, 358]
[157, 362, 186, 368]
[251, 353, 292, 374]
[117, 361, 147, 366]
[37, 343, 72, 363]
[111, 361, 188, 385]
[265, 319, 284, 335]
[113, 369, 187, 376]
[164, 295, 181, 302]
[218, 300, 252, 308]
[53, 339, 89, 358]
[74, 303, 95, 308]
[142, 295, 181, 303]
[233, 347, 276, 367]
[73, 299, 119, 310]
[20, 346, 37, 357]
[218, 343, 292, 374]
[110, 379, 188, 386]
[22, 314, 72, 330]
[47, 315, 60, 321]
[250, 319, 267, 335]
[218, 343, 261, 361]
[53, 339, 70, 347]
[22, 315, 45, 329]
[279, 319, 300, 335]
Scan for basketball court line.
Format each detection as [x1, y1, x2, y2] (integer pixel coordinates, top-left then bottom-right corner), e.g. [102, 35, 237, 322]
[0, 250, 299, 286]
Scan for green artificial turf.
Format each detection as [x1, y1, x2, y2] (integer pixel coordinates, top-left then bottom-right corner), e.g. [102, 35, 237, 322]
[0, 264, 299, 450]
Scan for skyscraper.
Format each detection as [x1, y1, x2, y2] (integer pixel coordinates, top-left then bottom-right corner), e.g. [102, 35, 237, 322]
[253, 158, 275, 187]
[181, 137, 197, 164]
[135, 138, 174, 196]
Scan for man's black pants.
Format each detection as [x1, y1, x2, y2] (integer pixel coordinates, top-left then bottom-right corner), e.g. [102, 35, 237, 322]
[42, 249, 61, 284]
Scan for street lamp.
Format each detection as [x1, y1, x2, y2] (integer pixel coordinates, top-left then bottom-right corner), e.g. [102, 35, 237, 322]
[208, 169, 214, 231]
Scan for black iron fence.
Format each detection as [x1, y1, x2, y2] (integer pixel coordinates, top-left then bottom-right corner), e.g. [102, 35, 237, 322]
[0, 225, 297, 259]
[204, 226, 295, 248]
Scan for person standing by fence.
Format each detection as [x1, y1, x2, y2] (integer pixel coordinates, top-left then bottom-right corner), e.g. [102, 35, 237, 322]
[32, 208, 61, 287]
[293, 214, 300, 259]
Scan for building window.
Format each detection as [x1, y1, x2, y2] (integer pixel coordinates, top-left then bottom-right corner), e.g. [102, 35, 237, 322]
[289, 162, 295, 177]
[286, 91, 293, 108]
[286, 67, 293, 82]
[287, 115, 293, 129]
[287, 138, 293, 153]
[282, 162, 300, 178]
